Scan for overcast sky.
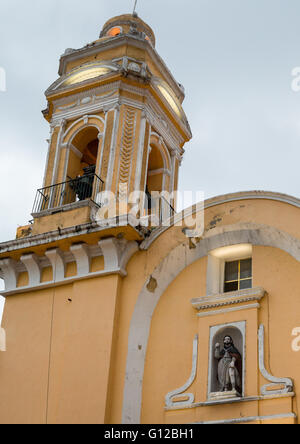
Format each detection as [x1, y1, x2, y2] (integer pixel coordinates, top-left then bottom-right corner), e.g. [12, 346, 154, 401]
[0, 0, 300, 305]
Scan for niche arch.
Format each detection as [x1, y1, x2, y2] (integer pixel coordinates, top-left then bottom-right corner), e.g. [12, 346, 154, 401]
[209, 322, 245, 397]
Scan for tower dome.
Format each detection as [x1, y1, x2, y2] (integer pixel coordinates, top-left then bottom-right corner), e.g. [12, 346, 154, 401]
[100, 13, 156, 47]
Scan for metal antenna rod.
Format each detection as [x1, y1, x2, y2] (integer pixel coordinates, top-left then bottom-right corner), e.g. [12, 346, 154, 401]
[133, 0, 138, 15]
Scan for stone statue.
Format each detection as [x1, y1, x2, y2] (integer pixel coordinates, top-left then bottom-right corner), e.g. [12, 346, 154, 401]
[215, 336, 242, 395]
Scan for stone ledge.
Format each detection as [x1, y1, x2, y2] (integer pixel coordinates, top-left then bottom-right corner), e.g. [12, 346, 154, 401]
[165, 392, 295, 411]
[191, 287, 266, 311]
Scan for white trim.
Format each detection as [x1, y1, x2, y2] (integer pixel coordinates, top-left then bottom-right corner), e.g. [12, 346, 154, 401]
[165, 392, 295, 411]
[70, 243, 90, 276]
[97, 114, 107, 178]
[45, 248, 66, 282]
[165, 335, 198, 408]
[106, 105, 120, 191]
[62, 115, 105, 143]
[20, 254, 41, 287]
[69, 143, 83, 159]
[192, 287, 265, 311]
[42, 126, 55, 187]
[51, 120, 66, 186]
[141, 190, 300, 249]
[0, 239, 138, 297]
[194, 413, 296, 425]
[52, 92, 185, 154]
[0, 259, 18, 291]
[196, 303, 260, 318]
[147, 168, 171, 177]
[134, 111, 147, 191]
[1, 268, 126, 297]
[57, 37, 185, 102]
[258, 324, 293, 395]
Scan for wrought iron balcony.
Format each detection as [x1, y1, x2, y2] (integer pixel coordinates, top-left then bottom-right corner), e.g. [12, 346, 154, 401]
[144, 192, 176, 225]
[33, 173, 104, 214]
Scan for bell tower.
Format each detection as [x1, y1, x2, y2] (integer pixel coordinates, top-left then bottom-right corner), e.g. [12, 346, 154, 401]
[0, 13, 191, 424]
[31, 13, 191, 235]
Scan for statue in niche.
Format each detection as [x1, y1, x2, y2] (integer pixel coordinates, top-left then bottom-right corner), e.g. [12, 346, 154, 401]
[215, 336, 242, 395]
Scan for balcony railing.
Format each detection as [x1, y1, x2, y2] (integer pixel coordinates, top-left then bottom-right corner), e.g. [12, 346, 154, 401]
[144, 193, 176, 225]
[32, 173, 104, 214]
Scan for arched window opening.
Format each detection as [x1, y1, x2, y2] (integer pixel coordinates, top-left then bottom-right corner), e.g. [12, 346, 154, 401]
[60, 127, 103, 206]
[107, 26, 122, 37]
[145, 144, 173, 223]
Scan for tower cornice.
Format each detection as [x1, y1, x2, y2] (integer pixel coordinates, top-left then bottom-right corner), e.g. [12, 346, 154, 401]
[58, 34, 185, 103]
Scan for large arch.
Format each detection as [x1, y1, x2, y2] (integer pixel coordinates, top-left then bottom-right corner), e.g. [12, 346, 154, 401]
[122, 220, 300, 424]
[149, 132, 171, 171]
[62, 115, 105, 146]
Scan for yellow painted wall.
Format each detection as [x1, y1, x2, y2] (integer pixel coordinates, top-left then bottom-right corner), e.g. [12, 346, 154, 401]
[0, 275, 121, 424]
[2, 198, 300, 424]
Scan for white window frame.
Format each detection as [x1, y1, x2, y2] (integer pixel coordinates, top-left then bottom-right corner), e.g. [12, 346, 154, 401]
[206, 244, 253, 296]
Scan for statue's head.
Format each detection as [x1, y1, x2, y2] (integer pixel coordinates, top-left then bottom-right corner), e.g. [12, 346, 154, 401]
[223, 336, 234, 348]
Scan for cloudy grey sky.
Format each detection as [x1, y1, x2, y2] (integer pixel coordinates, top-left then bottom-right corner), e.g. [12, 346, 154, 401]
[0, 0, 300, 305]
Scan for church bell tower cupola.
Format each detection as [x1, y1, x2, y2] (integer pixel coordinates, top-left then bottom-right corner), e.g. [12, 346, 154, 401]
[31, 13, 192, 236]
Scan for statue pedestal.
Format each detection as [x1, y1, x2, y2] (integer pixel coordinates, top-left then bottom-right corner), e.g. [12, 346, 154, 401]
[209, 390, 241, 401]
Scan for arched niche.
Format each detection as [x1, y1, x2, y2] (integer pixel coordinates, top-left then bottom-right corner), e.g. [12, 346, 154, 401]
[209, 322, 245, 398]
[145, 135, 173, 220]
[146, 144, 165, 195]
[67, 126, 100, 180]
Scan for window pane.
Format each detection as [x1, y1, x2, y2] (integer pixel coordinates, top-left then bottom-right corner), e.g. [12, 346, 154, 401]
[224, 281, 239, 293]
[240, 258, 252, 279]
[225, 261, 239, 282]
[240, 279, 252, 290]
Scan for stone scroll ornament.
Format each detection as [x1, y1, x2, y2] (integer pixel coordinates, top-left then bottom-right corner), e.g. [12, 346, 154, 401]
[258, 325, 293, 395]
[165, 335, 198, 408]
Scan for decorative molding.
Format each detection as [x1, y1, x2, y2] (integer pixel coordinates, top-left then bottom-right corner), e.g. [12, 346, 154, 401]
[166, 392, 295, 411]
[1, 268, 124, 297]
[68, 143, 83, 159]
[165, 335, 198, 408]
[0, 216, 144, 257]
[118, 108, 137, 187]
[20, 254, 41, 287]
[191, 287, 265, 311]
[196, 303, 260, 318]
[51, 119, 67, 186]
[0, 258, 18, 291]
[134, 111, 147, 191]
[32, 197, 99, 219]
[106, 105, 120, 192]
[53, 93, 185, 155]
[45, 248, 66, 282]
[141, 190, 300, 250]
[50, 79, 186, 151]
[57, 37, 185, 103]
[99, 238, 138, 276]
[194, 413, 297, 425]
[70, 243, 90, 276]
[62, 114, 105, 144]
[258, 324, 293, 395]
[47, 60, 120, 95]
[0, 238, 138, 297]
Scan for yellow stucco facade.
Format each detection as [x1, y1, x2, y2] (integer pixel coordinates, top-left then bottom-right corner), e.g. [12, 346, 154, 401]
[0, 14, 299, 425]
